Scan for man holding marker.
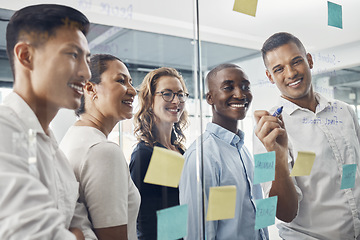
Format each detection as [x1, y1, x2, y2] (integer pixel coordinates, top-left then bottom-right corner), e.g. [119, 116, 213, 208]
[255, 32, 360, 239]
[254, 102, 298, 225]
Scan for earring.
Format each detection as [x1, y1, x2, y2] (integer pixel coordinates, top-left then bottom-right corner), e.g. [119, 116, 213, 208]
[92, 95, 97, 101]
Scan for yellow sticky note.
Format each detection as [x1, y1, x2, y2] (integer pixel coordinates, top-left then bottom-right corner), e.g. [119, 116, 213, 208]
[144, 146, 185, 188]
[290, 151, 316, 177]
[206, 185, 237, 221]
[233, 0, 258, 17]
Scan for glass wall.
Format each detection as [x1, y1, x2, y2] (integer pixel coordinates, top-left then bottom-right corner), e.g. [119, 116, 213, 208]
[1, 1, 360, 239]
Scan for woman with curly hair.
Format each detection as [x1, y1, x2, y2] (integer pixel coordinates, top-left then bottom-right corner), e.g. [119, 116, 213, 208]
[129, 67, 189, 240]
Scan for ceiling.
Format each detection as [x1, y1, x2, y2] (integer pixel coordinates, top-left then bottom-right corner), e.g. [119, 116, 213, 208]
[68, 0, 360, 52]
[0, 7, 260, 95]
[2, 0, 359, 52]
[86, 23, 259, 91]
[0, 1, 359, 104]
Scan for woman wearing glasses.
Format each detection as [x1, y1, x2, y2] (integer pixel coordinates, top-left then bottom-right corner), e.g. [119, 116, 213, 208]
[130, 67, 189, 240]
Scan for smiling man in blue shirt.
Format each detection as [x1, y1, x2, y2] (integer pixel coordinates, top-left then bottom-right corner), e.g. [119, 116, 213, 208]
[180, 63, 289, 239]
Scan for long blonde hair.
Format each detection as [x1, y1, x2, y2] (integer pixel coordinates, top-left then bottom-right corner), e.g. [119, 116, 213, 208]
[134, 67, 189, 151]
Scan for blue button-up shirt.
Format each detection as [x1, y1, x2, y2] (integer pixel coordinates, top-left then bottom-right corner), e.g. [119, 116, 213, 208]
[179, 122, 268, 240]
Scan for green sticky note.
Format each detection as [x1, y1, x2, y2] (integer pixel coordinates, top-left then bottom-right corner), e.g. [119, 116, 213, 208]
[341, 164, 357, 189]
[144, 146, 185, 188]
[254, 151, 275, 184]
[328, 1, 342, 29]
[157, 204, 188, 240]
[255, 196, 278, 230]
[290, 151, 316, 177]
[206, 185, 237, 221]
[233, 0, 258, 17]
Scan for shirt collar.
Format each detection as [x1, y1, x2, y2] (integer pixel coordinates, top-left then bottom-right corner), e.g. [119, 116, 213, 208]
[278, 92, 332, 115]
[314, 92, 332, 113]
[206, 122, 244, 147]
[3, 92, 45, 135]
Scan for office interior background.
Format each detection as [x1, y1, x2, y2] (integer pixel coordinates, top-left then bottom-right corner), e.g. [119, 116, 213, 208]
[0, 0, 359, 238]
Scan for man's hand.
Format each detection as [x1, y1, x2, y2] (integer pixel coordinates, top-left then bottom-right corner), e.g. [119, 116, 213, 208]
[70, 228, 85, 240]
[254, 110, 288, 156]
[254, 110, 298, 223]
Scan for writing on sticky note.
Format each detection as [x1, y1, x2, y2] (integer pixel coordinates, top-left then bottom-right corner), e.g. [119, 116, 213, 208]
[206, 185, 237, 221]
[341, 164, 357, 189]
[328, 1, 342, 29]
[255, 196, 278, 230]
[144, 146, 184, 188]
[290, 151, 316, 177]
[233, 0, 258, 17]
[157, 204, 188, 240]
[254, 151, 275, 184]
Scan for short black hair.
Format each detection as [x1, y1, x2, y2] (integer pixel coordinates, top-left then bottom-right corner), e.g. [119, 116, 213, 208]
[6, 4, 90, 77]
[261, 32, 306, 66]
[205, 63, 242, 93]
[76, 54, 122, 116]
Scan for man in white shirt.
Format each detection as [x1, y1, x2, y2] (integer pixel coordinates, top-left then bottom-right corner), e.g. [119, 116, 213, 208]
[254, 32, 360, 239]
[0, 4, 97, 240]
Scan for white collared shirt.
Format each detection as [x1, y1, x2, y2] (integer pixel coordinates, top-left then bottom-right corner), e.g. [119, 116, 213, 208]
[255, 93, 360, 240]
[0, 92, 97, 240]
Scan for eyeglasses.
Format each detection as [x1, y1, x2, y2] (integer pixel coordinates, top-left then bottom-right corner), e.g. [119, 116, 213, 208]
[155, 90, 189, 103]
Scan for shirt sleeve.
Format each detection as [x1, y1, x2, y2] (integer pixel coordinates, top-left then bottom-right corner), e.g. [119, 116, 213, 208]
[79, 141, 129, 228]
[70, 201, 98, 240]
[179, 145, 219, 240]
[0, 120, 76, 240]
[130, 144, 165, 205]
[347, 104, 360, 143]
[130, 143, 178, 239]
[179, 148, 202, 240]
[129, 144, 152, 194]
[253, 122, 303, 203]
[253, 131, 273, 197]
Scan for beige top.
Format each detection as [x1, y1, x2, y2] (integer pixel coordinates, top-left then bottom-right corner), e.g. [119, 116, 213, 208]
[61, 125, 140, 240]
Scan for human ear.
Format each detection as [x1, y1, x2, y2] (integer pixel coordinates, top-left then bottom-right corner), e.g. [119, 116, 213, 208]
[266, 70, 275, 84]
[307, 53, 314, 69]
[206, 92, 214, 105]
[14, 42, 33, 70]
[84, 82, 96, 99]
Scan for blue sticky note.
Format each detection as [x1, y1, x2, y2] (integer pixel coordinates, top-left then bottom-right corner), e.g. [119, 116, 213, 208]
[157, 204, 188, 240]
[341, 164, 357, 189]
[255, 196, 278, 230]
[254, 151, 276, 184]
[328, 1, 342, 29]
